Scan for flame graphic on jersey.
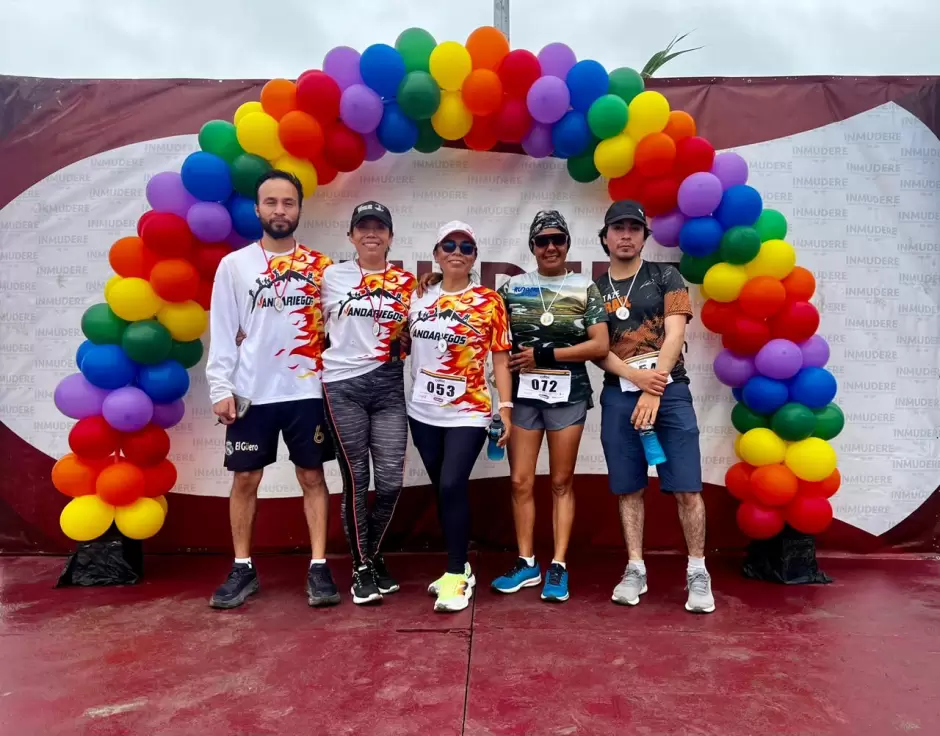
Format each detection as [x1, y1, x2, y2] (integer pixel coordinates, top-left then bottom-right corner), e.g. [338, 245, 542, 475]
[352, 267, 416, 362]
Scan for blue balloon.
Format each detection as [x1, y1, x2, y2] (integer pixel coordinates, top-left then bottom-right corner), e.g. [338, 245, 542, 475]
[80, 344, 137, 390]
[76, 340, 94, 369]
[565, 60, 609, 112]
[732, 386, 744, 403]
[551, 111, 591, 158]
[679, 217, 724, 257]
[742, 376, 789, 415]
[788, 367, 837, 410]
[137, 359, 190, 403]
[377, 103, 419, 153]
[229, 195, 263, 240]
[714, 185, 763, 229]
[181, 152, 233, 202]
[360, 44, 406, 99]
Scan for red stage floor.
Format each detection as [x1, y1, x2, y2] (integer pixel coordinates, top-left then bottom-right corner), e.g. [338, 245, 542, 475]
[1, 552, 938, 735]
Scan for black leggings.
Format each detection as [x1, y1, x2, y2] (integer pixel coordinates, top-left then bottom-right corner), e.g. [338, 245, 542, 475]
[408, 418, 487, 574]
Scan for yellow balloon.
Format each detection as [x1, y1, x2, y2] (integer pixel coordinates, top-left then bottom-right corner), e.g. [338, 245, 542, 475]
[702, 263, 748, 303]
[429, 41, 473, 92]
[785, 438, 837, 482]
[745, 239, 797, 279]
[115, 497, 166, 540]
[274, 154, 318, 199]
[107, 276, 162, 321]
[103, 274, 122, 302]
[158, 300, 208, 342]
[60, 495, 115, 542]
[733, 435, 743, 460]
[234, 101, 263, 126]
[154, 495, 168, 513]
[594, 134, 636, 179]
[431, 91, 473, 140]
[626, 91, 671, 139]
[738, 428, 787, 467]
[699, 282, 712, 301]
[236, 111, 285, 162]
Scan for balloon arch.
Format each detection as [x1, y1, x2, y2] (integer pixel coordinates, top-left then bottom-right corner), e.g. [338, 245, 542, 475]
[51, 26, 843, 544]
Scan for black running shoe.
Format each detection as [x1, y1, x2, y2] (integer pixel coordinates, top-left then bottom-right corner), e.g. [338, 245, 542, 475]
[350, 564, 382, 605]
[371, 553, 400, 594]
[209, 562, 259, 609]
[306, 563, 341, 607]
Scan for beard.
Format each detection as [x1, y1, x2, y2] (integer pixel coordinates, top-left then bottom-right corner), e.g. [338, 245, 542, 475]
[261, 215, 300, 240]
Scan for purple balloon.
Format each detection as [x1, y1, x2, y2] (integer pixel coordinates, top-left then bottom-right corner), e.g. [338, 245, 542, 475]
[102, 386, 154, 433]
[187, 202, 232, 243]
[677, 172, 724, 218]
[339, 84, 384, 134]
[714, 350, 756, 388]
[538, 43, 577, 79]
[225, 229, 252, 249]
[799, 335, 830, 368]
[146, 172, 199, 218]
[522, 124, 554, 158]
[526, 76, 571, 124]
[711, 152, 749, 190]
[152, 399, 186, 429]
[324, 46, 363, 91]
[754, 339, 803, 380]
[362, 131, 387, 162]
[650, 209, 686, 247]
[54, 373, 110, 420]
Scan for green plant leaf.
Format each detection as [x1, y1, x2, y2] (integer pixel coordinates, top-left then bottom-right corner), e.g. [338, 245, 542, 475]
[641, 31, 702, 78]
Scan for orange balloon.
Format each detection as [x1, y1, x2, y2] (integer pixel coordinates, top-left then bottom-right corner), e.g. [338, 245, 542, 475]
[633, 133, 677, 178]
[260, 79, 298, 120]
[663, 110, 696, 141]
[52, 453, 110, 498]
[96, 461, 146, 507]
[278, 110, 325, 160]
[725, 461, 754, 502]
[750, 464, 799, 507]
[798, 469, 841, 499]
[738, 276, 787, 319]
[464, 115, 499, 151]
[465, 26, 510, 70]
[782, 266, 816, 302]
[143, 459, 177, 498]
[150, 258, 200, 303]
[462, 69, 503, 116]
[109, 236, 159, 279]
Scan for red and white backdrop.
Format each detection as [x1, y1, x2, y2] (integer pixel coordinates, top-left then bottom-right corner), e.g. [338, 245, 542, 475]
[1, 75, 938, 554]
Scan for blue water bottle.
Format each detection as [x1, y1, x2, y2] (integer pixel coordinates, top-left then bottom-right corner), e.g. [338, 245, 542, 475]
[487, 414, 506, 461]
[639, 425, 667, 466]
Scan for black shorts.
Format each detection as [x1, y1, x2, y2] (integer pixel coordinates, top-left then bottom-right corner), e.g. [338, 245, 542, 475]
[223, 398, 336, 472]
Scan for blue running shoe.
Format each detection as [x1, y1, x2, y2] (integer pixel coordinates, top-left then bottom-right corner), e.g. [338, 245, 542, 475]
[540, 563, 569, 602]
[491, 558, 541, 593]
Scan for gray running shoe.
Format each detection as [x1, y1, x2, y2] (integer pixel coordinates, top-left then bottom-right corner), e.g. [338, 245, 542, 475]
[611, 565, 647, 606]
[685, 570, 716, 613]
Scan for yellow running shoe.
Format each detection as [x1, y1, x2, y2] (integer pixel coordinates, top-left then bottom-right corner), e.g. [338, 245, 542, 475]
[434, 573, 473, 613]
[428, 563, 474, 595]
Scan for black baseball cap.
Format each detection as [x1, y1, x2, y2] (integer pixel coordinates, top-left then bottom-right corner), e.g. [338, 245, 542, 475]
[604, 200, 648, 227]
[350, 200, 393, 232]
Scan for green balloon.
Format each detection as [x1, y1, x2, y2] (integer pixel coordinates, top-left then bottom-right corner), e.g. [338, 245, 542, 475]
[199, 120, 244, 163]
[397, 71, 441, 121]
[720, 226, 762, 265]
[607, 67, 645, 104]
[121, 320, 172, 364]
[771, 402, 817, 441]
[395, 27, 437, 73]
[414, 120, 443, 153]
[587, 95, 629, 140]
[230, 153, 272, 198]
[679, 251, 721, 284]
[812, 403, 845, 440]
[731, 403, 770, 434]
[81, 303, 128, 344]
[754, 209, 788, 242]
[567, 147, 601, 183]
[170, 339, 205, 369]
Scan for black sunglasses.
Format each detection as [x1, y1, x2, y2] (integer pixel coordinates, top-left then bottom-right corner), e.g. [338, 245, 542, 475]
[532, 233, 569, 248]
[439, 240, 476, 256]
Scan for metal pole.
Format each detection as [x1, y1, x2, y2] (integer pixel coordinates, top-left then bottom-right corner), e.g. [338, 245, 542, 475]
[494, 0, 510, 41]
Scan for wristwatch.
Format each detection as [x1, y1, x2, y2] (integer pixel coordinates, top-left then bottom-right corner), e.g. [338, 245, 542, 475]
[498, 401, 514, 410]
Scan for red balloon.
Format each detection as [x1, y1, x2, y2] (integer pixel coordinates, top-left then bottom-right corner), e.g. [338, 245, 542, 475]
[736, 502, 785, 540]
[768, 300, 820, 343]
[497, 49, 541, 98]
[295, 70, 342, 123]
[311, 154, 338, 186]
[638, 175, 680, 217]
[149, 258, 200, 303]
[700, 299, 740, 334]
[96, 461, 146, 506]
[191, 243, 230, 280]
[751, 464, 799, 507]
[464, 115, 499, 151]
[195, 280, 213, 311]
[137, 211, 158, 237]
[721, 314, 771, 355]
[785, 495, 834, 535]
[143, 459, 177, 497]
[323, 122, 365, 172]
[798, 469, 841, 499]
[141, 212, 194, 258]
[738, 276, 787, 319]
[725, 462, 754, 501]
[494, 98, 532, 144]
[121, 424, 171, 467]
[608, 170, 647, 202]
[634, 133, 677, 178]
[674, 136, 716, 179]
[69, 416, 121, 459]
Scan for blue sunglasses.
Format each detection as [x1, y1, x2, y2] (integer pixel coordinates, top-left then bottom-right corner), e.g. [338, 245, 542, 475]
[439, 239, 477, 256]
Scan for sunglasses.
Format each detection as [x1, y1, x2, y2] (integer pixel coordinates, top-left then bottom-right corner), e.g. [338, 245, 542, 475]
[532, 233, 569, 248]
[439, 240, 476, 256]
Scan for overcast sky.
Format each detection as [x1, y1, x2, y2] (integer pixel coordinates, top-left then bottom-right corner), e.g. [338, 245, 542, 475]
[1, 0, 938, 79]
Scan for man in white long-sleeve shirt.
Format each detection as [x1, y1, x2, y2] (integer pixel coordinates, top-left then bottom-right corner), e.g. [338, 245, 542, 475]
[206, 170, 339, 609]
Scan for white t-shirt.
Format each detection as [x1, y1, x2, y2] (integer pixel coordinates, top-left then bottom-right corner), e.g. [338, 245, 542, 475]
[320, 259, 417, 383]
[407, 283, 512, 428]
[206, 242, 332, 405]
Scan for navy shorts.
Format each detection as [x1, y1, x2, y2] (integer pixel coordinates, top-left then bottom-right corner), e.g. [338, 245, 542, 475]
[224, 398, 335, 472]
[600, 382, 702, 495]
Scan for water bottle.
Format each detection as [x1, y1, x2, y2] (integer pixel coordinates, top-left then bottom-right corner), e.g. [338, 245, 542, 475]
[486, 414, 506, 461]
[638, 425, 667, 465]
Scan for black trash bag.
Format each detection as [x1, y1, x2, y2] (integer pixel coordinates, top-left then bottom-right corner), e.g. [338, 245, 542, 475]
[55, 523, 144, 587]
[741, 524, 832, 585]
